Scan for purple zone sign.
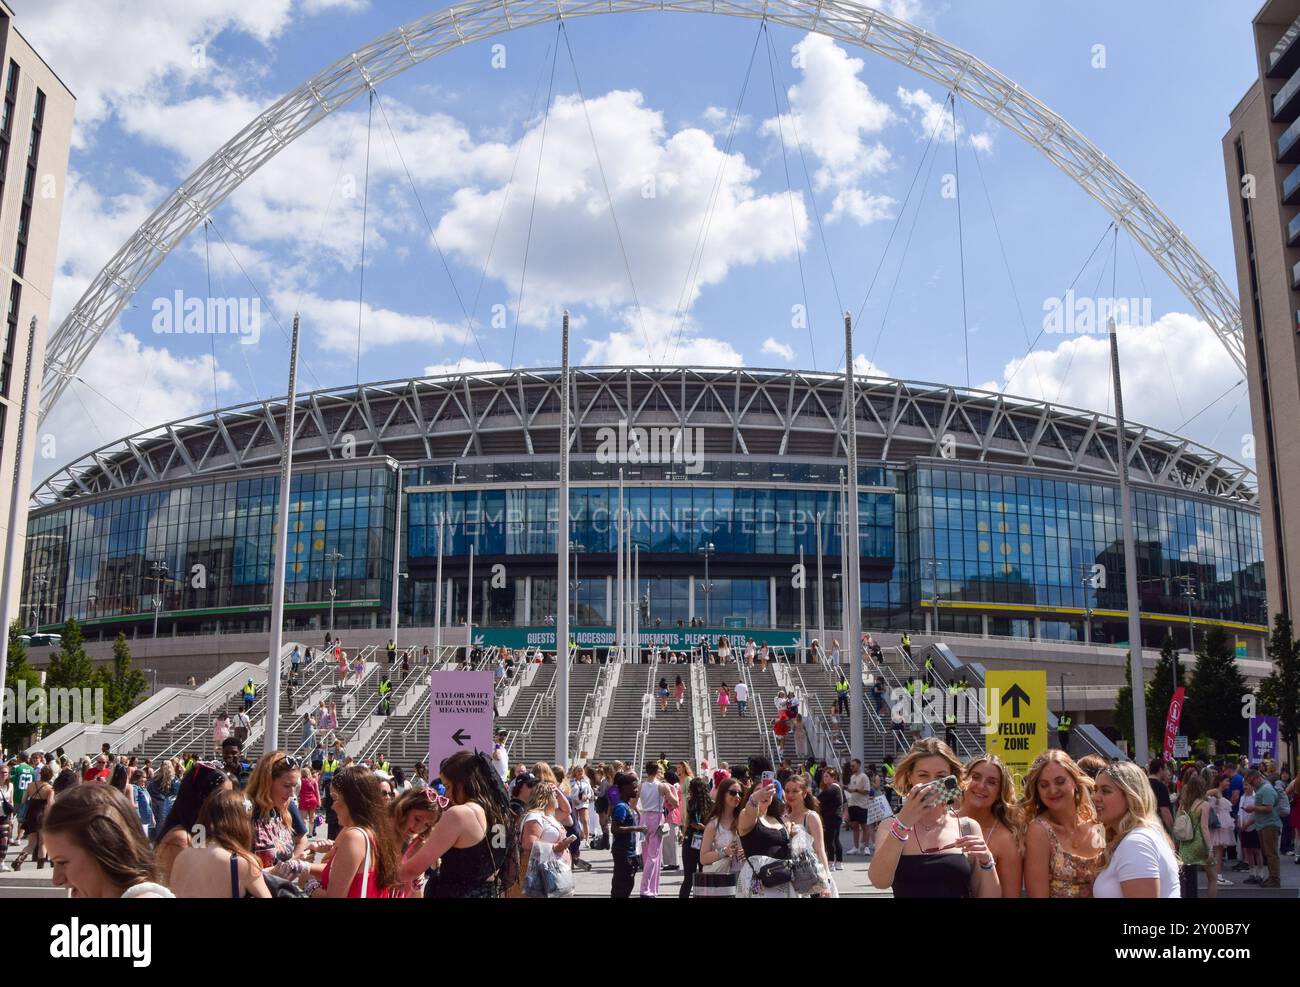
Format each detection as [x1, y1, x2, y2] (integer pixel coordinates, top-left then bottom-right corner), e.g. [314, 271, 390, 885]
[1249, 716, 1279, 763]
[427, 671, 495, 777]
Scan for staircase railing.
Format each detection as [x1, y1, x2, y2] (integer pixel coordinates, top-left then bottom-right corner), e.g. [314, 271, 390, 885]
[631, 657, 658, 774]
[690, 658, 715, 770]
[734, 652, 775, 766]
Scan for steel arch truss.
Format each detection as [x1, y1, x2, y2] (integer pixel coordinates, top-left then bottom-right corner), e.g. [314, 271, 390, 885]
[30, 367, 1258, 509]
[38, 0, 1246, 425]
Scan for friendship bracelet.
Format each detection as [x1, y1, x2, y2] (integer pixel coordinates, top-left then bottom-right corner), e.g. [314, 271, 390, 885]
[979, 857, 995, 871]
[889, 819, 911, 842]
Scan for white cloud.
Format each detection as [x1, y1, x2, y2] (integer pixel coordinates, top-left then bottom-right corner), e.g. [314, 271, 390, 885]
[435, 89, 804, 336]
[864, 0, 925, 21]
[52, 170, 169, 323]
[896, 87, 995, 151]
[762, 35, 893, 192]
[582, 309, 743, 367]
[978, 312, 1246, 451]
[423, 358, 507, 377]
[16, 1, 299, 146]
[853, 354, 890, 378]
[39, 328, 237, 475]
[301, 0, 369, 11]
[278, 290, 470, 355]
[827, 188, 895, 225]
[761, 338, 795, 362]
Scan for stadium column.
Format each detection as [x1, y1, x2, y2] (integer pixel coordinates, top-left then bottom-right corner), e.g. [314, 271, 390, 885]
[390, 465, 403, 651]
[1109, 317, 1149, 760]
[0, 318, 38, 737]
[266, 313, 302, 753]
[844, 313, 864, 764]
[557, 311, 570, 765]
[617, 468, 624, 662]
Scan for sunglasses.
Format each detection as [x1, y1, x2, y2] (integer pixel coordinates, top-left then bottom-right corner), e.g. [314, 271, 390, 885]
[418, 789, 450, 809]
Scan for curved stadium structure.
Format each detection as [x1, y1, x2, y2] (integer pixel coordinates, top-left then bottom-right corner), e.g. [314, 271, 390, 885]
[21, 367, 1267, 655]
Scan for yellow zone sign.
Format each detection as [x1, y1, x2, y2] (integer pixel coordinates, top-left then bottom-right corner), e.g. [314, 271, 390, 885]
[983, 670, 1047, 795]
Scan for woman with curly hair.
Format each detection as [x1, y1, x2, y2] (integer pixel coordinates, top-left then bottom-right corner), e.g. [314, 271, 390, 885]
[1091, 759, 1181, 897]
[958, 753, 1024, 896]
[1020, 749, 1103, 898]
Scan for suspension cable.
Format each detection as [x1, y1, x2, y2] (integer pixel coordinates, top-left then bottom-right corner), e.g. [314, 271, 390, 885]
[664, 18, 767, 368]
[509, 28, 560, 369]
[355, 89, 374, 386]
[951, 94, 970, 389]
[559, 20, 654, 363]
[204, 219, 218, 409]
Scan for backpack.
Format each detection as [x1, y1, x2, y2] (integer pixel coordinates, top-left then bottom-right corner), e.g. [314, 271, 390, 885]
[1274, 784, 1290, 819]
[1173, 801, 1199, 843]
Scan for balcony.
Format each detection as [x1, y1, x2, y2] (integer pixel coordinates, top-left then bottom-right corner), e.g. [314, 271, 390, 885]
[1276, 68, 1300, 122]
[1268, 13, 1300, 79]
[1285, 164, 1300, 204]
[1278, 115, 1300, 162]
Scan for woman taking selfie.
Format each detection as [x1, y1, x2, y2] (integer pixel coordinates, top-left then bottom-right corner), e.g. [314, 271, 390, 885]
[958, 753, 1023, 896]
[1020, 750, 1103, 898]
[735, 778, 797, 899]
[695, 776, 745, 897]
[868, 738, 999, 898]
[1091, 760, 1181, 898]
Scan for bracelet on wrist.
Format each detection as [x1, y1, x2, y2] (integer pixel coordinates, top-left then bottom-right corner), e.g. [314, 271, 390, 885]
[979, 857, 995, 871]
[889, 819, 911, 842]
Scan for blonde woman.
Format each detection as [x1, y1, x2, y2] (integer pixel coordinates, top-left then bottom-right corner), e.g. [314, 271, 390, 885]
[518, 782, 575, 897]
[1020, 750, 1104, 898]
[958, 753, 1024, 896]
[784, 775, 833, 897]
[868, 738, 999, 898]
[1173, 772, 1212, 898]
[1091, 760, 1181, 898]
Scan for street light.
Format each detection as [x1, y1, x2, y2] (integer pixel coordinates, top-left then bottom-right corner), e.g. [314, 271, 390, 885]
[698, 541, 715, 625]
[1179, 574, 1197, 657]
[148, 561, 169, 640]
[31, 574, 48, 630]
[325, 551, 344, 636]
[925, 559, 943, 636]
[1079, 565, 1095, 645]
[568, 541, 585, 623]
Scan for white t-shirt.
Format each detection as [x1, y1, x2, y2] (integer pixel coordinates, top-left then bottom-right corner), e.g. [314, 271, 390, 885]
[491, 744, 509, 781]
[640, 779, 665, 814]
[522, 810, 566, 846]
[735, 683, 749, 702]
[1092, 825, 1181, 898]
[847, 772, 871, 809]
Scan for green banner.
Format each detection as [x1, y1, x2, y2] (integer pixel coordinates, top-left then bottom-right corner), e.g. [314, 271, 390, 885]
[473, 626, 803, 650]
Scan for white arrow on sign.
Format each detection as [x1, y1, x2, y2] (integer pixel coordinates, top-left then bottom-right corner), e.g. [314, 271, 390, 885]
[1257, 721, 1273, 738]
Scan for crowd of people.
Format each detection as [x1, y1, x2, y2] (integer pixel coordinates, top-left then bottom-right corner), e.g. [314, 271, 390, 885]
[3, 729, 1291, 899]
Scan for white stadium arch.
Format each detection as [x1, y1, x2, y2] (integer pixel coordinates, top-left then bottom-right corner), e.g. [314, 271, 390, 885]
[37, 0, 1247, 424]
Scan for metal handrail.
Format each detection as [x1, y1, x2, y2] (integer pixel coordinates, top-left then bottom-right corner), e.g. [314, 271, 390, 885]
[735, 651, 775, 766]
[631, 657, 658, 773]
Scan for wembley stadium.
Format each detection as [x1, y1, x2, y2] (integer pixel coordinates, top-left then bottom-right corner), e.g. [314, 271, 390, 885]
[17, 366, 1267, 657]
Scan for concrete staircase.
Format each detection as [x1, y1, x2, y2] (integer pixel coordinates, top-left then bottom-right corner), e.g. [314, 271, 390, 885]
[705, 664, 776, 767]
[596, 662, 657, 764]
[641, 669, 695, 767]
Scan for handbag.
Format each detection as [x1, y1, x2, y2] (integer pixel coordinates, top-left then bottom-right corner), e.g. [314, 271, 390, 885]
[756, 860, 793, 887]
[262, 872, 309, 898]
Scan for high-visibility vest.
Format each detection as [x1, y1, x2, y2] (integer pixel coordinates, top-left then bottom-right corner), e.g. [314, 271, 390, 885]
[1059, 715, 1073, 733]
[835, 680, 849, 698]
[321, 758, 339, 778]
[378, 680, 391, 696]
[377, 760, 391, 773]
[242, 683, 255, 700]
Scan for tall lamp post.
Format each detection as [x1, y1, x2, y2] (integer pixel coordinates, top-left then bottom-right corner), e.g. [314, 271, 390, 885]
[569, 541, 585, 624]
[149, 561, 170, 640]
[326, 551, 344, 636]
[925, 559, 943, 637]
[1179, 574, 1197, 657]
[698, 541, 715, 626]
[815, 511, 826, 653]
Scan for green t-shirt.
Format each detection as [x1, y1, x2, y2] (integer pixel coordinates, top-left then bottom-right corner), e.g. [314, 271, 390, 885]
[1253, 781, 1281, 830]
[11, 763, 35, 805]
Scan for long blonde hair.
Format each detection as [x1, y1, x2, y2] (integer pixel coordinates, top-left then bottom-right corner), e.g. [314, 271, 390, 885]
[893, 738, 964, 796]
[1019, 749, 1095, 828]
[963, 753, 1024, 849]
[1096, 760, 1173, 867]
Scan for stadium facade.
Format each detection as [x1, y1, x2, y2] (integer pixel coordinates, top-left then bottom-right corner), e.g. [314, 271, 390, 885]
[20, 367, 1268, 655]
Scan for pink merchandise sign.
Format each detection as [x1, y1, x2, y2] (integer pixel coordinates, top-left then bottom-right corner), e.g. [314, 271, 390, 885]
[427, 671, 495, 777]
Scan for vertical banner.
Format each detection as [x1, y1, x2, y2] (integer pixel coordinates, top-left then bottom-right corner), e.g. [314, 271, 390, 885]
[427, 670, 495, 777]
[1162, 687, 1185, 760]
[984, 670, 1047, 794]
[1249, 715, 1279, 763]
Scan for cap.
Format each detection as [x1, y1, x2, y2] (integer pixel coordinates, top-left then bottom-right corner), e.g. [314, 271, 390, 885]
[511, 772, 539, 793]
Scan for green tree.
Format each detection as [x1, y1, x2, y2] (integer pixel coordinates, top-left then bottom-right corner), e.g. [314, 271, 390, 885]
[1114, 652, 1137, 752]
[1148, 632, 1190, 747]
[3, 620, 42, 751]
[92, 633, 149, 723]
[44, 618, 95, 691]
[1185, 626, 1249, 757]
[1257, 613, 1300, 772]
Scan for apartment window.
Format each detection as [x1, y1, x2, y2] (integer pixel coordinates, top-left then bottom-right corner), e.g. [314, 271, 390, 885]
[13, 88, 43, 277]
[1, 279, 19, 398]
[0, 61, 16, 220]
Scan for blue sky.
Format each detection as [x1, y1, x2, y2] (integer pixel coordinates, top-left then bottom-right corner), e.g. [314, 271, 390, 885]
[15, 0, 1264, 479]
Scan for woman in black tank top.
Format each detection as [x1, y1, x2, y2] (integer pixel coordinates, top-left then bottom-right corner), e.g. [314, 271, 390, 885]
[868, 739, 1002, 898]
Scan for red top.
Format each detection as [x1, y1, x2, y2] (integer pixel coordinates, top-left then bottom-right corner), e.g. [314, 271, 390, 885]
[321, 829, 382, 898]
[298, 776, 320, 811]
